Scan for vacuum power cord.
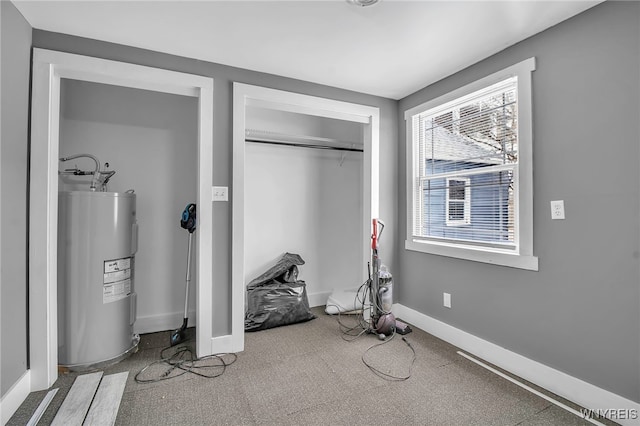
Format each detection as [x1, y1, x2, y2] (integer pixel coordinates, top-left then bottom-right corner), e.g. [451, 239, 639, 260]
[134, 343, 237, 384]
[361, 334, 416, 381]
[329, 280, 417, 381]
[328, 278, 373, 342]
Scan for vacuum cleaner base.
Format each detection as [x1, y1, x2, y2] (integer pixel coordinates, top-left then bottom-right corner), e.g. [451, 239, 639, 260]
[395, 319, 412, 335]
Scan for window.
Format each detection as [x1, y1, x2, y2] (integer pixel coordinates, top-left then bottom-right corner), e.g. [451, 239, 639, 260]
[405, 58, 538, 270]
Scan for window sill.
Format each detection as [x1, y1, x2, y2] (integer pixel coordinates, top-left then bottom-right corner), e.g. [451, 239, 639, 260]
[405, 239, 539, 271]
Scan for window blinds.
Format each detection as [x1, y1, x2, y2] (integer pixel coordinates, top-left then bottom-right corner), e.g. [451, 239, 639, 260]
[412, 77, 518, 248]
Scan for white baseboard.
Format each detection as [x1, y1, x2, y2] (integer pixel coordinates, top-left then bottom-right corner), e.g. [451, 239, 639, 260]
[133, 310, 196, 335]
[308, 291, 331, 308]
[208, 334, 238, 355]
[393, 303, 640, 426]
[1, 370, 31, 425]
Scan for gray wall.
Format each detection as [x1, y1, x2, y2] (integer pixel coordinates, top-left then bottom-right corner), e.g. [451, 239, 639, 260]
[31, 30, 399, 338]
[0, 1, 31, 397]
[397, 1, 640, 403]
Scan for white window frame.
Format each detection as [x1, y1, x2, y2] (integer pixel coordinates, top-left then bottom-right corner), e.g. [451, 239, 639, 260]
[446, 177, 471, 226]
[404, 57, 538, 271]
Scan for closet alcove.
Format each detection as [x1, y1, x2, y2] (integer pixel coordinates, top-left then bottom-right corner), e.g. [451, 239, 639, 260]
[30, 49, 214, 389]
[58, 79, 199, 335]
[244, 106, 365, 306]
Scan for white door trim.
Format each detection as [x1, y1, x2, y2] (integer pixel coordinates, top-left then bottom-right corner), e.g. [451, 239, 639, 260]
[232, 83, 380, 352]
[29, 48, 214, 390]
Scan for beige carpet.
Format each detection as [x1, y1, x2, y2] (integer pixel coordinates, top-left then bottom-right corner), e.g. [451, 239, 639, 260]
[8, 307, 614, 425]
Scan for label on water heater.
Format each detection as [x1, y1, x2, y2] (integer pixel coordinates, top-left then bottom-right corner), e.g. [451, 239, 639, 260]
[103, 279, 131, 304]
[103, 257, 132, 303]
[104, 258, 131, 273]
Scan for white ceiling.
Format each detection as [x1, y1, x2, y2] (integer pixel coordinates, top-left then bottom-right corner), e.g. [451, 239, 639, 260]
[13, 0, 602, 100]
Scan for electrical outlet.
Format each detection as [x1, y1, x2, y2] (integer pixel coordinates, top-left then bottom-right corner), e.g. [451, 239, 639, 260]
[550, 200, 565, 220]
[443, 292, 452, 309]
[212, 186, 228, 202]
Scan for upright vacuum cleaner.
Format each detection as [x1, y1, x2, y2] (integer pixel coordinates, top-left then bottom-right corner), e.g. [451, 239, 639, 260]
[170, 203, 196, 346]
[369, 218, 411, 339]
[369, 218, 395, 338]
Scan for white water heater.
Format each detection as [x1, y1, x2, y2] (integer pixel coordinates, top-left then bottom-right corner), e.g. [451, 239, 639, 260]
[57, 190, 139, 370]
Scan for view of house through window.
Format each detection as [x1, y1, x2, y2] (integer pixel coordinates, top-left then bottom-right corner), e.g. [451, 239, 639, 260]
[411, 76, 519, 250]
[446, 177, 470, 225]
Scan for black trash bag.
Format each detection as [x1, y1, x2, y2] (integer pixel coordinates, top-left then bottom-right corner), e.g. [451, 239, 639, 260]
[245, 280, 316, 332]
[247, 252, 305, 290]
[245, 253, 316, 332]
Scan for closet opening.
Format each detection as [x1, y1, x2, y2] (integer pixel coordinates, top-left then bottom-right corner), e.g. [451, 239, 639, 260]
[28, 49, 214, 390]
[232, 83, 380, 350]
[57, 79, 198, 370]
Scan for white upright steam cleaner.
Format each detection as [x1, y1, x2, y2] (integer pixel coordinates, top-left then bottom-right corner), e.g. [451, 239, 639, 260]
[170, 203, 196, 346]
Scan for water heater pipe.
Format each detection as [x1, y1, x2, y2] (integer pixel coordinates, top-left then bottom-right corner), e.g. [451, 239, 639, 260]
[59, 153, 101, 191]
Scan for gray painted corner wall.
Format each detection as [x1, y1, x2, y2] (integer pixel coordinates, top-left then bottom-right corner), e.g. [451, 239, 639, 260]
[0, 0, 31, 396]
[397, 1, 640, 403]
[31, 31, 399, 338]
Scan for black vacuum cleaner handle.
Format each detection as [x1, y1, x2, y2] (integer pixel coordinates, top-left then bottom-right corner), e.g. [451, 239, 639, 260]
[181, 203, 197, 233]
[171, 207, 196, 347]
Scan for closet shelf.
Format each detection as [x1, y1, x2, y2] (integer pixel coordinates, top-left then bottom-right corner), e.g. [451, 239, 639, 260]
[245, 129, 364, 153]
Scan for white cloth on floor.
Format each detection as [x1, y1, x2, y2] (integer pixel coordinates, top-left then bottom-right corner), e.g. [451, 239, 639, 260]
[325, 290, 364, 314]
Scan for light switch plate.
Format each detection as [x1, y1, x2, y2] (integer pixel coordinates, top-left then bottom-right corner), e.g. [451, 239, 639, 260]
[443, 292, 452, 308]
[212, 186, 228, 202]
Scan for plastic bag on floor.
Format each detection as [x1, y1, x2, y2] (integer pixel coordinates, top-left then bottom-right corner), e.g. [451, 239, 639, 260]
[245, 253, 316, 331]
[247, 252, 305, 289]
[245, 280, 316, 331]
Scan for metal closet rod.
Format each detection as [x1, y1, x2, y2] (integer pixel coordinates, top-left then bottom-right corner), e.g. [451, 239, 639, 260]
[245, 138, 364, 153]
